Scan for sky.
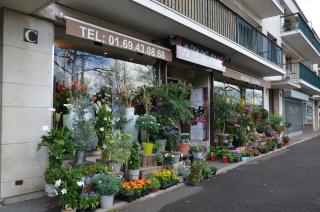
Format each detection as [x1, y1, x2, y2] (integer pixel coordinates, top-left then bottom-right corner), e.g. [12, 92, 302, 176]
[295, 0, 320, 36]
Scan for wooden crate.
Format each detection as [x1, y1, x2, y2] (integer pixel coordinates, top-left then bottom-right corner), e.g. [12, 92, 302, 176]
[139, 152, 157, 167]
[140, 166, 162, 179]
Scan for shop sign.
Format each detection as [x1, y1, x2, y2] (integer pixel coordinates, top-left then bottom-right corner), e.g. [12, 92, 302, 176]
[65, 17, 172, 61]
[23, 28, 38, 44]
[175, 37, 225, 72]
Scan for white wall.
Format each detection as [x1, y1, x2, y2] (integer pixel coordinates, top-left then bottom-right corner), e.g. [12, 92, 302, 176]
[0, 9, 53, 202]
[261, 16, 282, 46]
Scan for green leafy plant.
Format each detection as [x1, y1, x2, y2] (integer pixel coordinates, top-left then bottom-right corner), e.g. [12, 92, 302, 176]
[153, 140, 162, 152]
[150, 176, 161, 189]
[102, 131, 132, 165]
[80, 163, 110, 176]
[135, 114, 159, 141]
[94, 103, 115, 149]
[128, 141, 140, 170]
[44, 166, 63, 185]
[163, 152, 175, 164]
[190, 144, 205, 153]
[177, 164, 191, 179]
[266, 141, 277, 151]
[78, 192, 99, 209]
[155, 153, 164, 165]
[72, 96, 96, 151]
[202, 163, 212, 179]
[93, 174, 121, 196]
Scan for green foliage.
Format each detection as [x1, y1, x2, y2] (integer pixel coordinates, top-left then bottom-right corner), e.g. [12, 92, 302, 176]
[38, 119, 75, 169]
[93, 174, 121, 196]
[72, 96, 96, 151]
[190, 144, 205, 153]
[56, 167, 84, 209]
[135, 114, 159, 138]
[128, 141, 140, 170]
[177, 164, 191, 179]
[94, 103, 115, 149]
[202, 163, 212, 179]
[80, 163, 110, 176]
[103, 131, 132, 165]
[153, 140, 162, 152]
[213, 91, 237, 133]
[152, 81, 194, 125]
[78, 192, 99, 209]
[155, 153, 164, 165]
[44, 166, 63, 185]
[149, 176, 161, 189]
[266, 141, 277, 151]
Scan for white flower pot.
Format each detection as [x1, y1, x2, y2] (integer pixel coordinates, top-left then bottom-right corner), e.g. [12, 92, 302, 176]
[124, 107, 138, 141]
[100, 195, 114, 209]
[173, 153, 180, 163]
[157, 139, 167, 152]
[110, 162, 121, 173]
[128, 169, 140, 180]
[45, 183, 57, 197]
[192, 151, 203, 160]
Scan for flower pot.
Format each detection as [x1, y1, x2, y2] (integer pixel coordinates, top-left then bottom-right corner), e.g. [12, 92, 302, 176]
[100, 195, 114, 209]
[45, 183, 57, 197]
[110, 162, 121, 172]
[151, 187, 160, 193]
[91, 150, 101, 156]
[156, 139, 167, 152]
[192, 151, 203, 160]
[61, 208, 76, 212]
[124, 107, 138, 141]
[222, 155, 228, 163]
[210, 154, 217, 161]
[75, 150, 86, 165]
[178, 143, 190, 156]
[143, 143, 154, 155]
[128, 169, 140, 180]
[173, 153, 180, 163]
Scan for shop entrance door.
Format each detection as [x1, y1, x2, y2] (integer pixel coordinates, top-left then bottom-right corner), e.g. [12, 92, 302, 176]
[284, 99, 303, 134]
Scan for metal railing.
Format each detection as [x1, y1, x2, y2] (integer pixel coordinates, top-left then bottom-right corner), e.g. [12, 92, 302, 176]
[156, 0, 283, 67]
[281, 13, 320, 53]
[299, 63, 320, 89]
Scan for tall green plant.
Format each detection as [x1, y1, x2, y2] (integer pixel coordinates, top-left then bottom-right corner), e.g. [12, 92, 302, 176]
[72, 96, 96, 151]
[128, 141, 140, 170]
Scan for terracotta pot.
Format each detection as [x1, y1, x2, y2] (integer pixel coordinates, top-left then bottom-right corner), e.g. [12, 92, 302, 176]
[178, 143, 190, 156]
[151, 187, 160, 193]
[222, 155, 228, 163]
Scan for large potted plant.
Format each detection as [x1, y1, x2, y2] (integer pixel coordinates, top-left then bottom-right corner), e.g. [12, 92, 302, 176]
[44, 166, 62, 197]
[177, 133, 190, 156]
[93, 174, 121, 209]
[135, 114, 159, 154]
[149, 176, 161, 193]
[190, 144, 205, 160]
[77, 192, 99, 212]
[128, 141, 140, 180]
[102, 131, 132, 172]
[72, 96, 96, 165]
[213, 91, 237, 146]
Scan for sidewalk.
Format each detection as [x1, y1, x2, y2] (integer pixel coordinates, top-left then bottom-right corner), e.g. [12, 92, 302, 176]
[1, 131, 319, 212]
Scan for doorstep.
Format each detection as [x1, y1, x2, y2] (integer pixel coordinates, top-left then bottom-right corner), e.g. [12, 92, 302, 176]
[105, 131, 320, 211]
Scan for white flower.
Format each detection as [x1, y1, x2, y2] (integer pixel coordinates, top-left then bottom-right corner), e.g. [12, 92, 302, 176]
[105, 106, 112, 112]
[247, 126, 250, 131]
[77, 181, 84, 187]
[171, 155, 175, 158]
[98, 181, 102, 184]
[102, 144, 107, 149]
[100, 127, 105, 132]
[54, 189, 58, 196]
[49, 108, 56, 112]
[104, 117, 108, 121]
[84, 109, 89, 112]
[55, 179, 61, 188]
[61, 188, 67, 194]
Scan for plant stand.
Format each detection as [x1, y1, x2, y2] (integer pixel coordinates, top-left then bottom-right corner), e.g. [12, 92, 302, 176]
[139, 151, 157, 167]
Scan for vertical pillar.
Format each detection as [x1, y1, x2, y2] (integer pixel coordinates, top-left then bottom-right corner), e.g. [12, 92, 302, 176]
[0, 9, 53, 203]
[159, 60, 167, 84]
[263, 87, 270, 112]
[209, 72, 215, 146]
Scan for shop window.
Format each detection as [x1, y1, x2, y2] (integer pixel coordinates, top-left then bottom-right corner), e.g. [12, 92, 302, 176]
[54, 47, 155, 120]
[245, 88, 263, 106]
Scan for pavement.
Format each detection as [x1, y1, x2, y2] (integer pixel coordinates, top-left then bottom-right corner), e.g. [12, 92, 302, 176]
[0, 132, 319, 212]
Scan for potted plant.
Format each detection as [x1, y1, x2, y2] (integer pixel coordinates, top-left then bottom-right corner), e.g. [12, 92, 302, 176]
[72, 96, 96, 165]
[283, 135, 291, 146]
[93, 174, 121, 209]
[155, 153, 164, 166]
[209, 147, 218, 161]
[135, 114, 159, 154]
[163, 152, 175, 165]
[149, 176, 161, 192]
[153, 169, 179, 189]
[78, 192, 99, 212]
[44, 166, 62, 197]
[153, 140, 162, 154]
[177, 133, 190, 156]
[102, 131, 132, 172]
[186, 160, 204, 186]
[172, 151, 181, 163]
[128, 141, 140, 180]
[202, 162, 213, 179]
[177, 164, 191, 182]
[213, 91, 237, 146]
[118, 179, 151, 201]
[191, 144, 205, 160]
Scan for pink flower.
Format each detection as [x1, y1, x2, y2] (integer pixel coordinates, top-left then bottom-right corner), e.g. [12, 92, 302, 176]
[234, 124, 241, 128]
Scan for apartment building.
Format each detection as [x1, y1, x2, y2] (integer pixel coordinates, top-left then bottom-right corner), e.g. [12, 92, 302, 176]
[0, 0, 319, 203]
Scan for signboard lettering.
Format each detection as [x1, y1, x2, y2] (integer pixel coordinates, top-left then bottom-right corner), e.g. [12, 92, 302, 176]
[66, 17, 172, 61]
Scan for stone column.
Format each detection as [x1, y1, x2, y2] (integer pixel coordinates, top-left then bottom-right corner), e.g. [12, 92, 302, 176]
[0, 9, 53, 203]
[263, 87, 270, 112]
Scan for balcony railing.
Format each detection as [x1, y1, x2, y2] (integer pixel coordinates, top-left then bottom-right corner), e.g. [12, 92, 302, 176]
[281, 13, 320, 53]
[299, 63, 320, 89]
[156, 0, 283, 67]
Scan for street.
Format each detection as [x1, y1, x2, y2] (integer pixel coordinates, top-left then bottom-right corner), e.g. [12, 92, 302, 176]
[123, 136, 320, 212]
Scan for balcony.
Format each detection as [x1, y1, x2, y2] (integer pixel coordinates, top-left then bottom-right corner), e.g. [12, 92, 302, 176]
[281, 13, 320, 63]
[155, 0, 283, 68]
[240, 0, 283, 19]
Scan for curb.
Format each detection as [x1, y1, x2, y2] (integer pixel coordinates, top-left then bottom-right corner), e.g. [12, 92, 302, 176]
[104, 133, 320, 211]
